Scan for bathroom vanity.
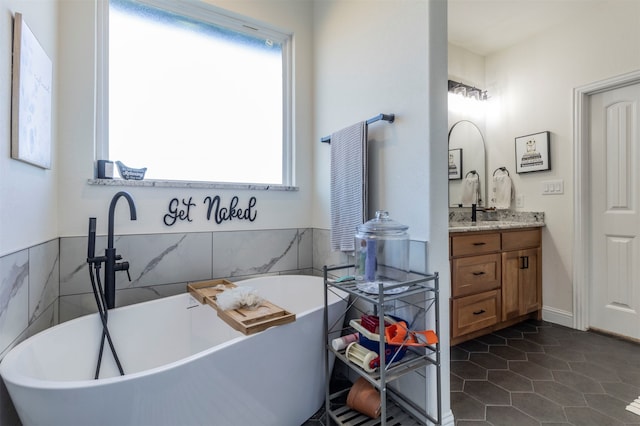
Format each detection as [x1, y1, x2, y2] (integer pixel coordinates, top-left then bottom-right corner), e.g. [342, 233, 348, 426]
[449, 218, 544, 345]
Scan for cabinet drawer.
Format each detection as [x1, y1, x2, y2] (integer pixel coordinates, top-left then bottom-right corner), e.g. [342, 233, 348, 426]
[451, 232, 501, 257]
[502, 228, 541, 251]
[452, 290, 501, 338]
[451, 254, 501, 298]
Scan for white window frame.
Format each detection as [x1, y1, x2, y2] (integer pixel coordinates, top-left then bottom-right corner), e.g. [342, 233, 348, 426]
[95, 0, 294, 188]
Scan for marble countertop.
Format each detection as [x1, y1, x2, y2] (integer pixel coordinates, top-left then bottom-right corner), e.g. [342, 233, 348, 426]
[449, 220, 545, 233]
[449, 210, 545, 233]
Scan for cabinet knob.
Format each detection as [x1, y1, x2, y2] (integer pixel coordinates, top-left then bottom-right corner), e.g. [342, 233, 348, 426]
[520, 256, 529, 269]
[473, 309, 486, 315]
[472, 242, 486, 246]
[472, 271, 486, 276]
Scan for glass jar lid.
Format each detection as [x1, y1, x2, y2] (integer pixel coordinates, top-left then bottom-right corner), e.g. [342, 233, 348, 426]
[356, 210, 408, 235]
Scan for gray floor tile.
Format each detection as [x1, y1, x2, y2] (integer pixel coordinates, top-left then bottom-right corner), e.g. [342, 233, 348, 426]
[451, 373, 465, 392]
[485, 405, 539, 426]
[490, 345, 527, 361]
[553, 370, 605, 394]
[527, 352, 571, 371]
[508, 338, 544, 353]
[511, 392, 567, 422]
[452, 360, 488, 380]
[564, 406, 624, 426]
[469, 352, 509, 370]
[458, 340, 489, 353]
[533, 380, 587, 407]
[475, 333, 506, 346]
[569, 360, 620, 382]
[543, 346, 587, 362]
[451, 391, 486, 421]
[451, 321, 640, 426]
[464, 380, 511, 405]
[584, 394, 640, 424]
[601, 381, 640, 402]
[488, 370, 533, 392]
[492, 328, 523, 339]
[509, 360, 554, 380]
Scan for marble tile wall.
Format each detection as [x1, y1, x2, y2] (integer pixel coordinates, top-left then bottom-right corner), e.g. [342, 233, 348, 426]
[0, 239, 59, 358]
[58, 228, 316, 322]
[0, 240, 60, 425]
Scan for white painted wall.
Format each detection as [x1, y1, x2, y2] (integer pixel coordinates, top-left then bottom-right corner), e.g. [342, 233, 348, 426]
[312, 0, 432, 240]
[483, 1, 640, 321]
[312, 1, 452, 422]
[0, 1, 59, 257]
[448, 44, 485, 90]
[56, 0, 314, 238]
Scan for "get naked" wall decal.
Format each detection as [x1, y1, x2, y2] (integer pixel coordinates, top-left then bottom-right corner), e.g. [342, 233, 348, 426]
[163, 195, 257, 226]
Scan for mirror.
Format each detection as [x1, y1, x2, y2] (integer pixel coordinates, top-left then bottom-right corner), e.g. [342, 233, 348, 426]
[448, 120, 486, 207]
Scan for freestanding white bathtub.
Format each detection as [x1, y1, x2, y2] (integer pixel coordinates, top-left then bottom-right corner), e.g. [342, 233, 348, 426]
[1, 275, 347, 426]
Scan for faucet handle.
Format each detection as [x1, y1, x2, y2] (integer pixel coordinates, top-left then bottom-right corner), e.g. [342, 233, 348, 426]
[114, 260, 132, 282]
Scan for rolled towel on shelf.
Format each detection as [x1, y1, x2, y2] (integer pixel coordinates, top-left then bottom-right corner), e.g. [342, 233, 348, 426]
[461, 171, 479, 205]
[492, 167, 513, 209]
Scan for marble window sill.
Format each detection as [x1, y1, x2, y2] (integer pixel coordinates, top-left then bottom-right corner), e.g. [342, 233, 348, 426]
[87, 179, 299, 191]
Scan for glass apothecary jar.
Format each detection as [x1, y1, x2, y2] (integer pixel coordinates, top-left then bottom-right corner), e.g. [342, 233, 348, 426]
[354, 211, 410, 293]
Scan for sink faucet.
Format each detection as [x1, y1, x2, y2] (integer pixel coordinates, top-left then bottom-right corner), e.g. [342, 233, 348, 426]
[471, 204, 495, 223]
[104, 191, 137, 309]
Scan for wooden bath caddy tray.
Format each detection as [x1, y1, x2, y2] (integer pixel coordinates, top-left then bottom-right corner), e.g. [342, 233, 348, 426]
[187, 279, 295, 335]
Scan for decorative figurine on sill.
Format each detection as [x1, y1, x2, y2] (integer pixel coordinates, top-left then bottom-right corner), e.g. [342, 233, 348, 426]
[115, 161, 147, 180]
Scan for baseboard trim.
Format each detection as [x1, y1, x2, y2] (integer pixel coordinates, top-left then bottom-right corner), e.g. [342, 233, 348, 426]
[441, 409, 455, 426]
[542, 306, 574, 328]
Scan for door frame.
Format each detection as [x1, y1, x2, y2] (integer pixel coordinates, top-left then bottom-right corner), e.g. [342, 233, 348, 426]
[573, 69, 640, 331]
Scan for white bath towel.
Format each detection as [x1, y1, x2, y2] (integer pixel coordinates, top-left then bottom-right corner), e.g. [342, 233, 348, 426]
[461, 172, 479, 205]
[330, 121, 367, 252]
[493, 170, 513, 209]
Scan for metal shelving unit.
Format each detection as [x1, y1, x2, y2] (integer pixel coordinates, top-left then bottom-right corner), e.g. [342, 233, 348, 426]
[323, 265, 442, 425]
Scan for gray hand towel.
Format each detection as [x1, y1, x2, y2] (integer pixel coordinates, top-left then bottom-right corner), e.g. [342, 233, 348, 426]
[330, 121, 367, 252]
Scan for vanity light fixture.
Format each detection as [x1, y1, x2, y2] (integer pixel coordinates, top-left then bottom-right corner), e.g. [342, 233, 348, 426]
[448, 80, 488, 101]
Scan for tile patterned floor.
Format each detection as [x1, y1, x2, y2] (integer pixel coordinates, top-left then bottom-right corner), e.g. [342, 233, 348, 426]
[451, 320, 640, 426]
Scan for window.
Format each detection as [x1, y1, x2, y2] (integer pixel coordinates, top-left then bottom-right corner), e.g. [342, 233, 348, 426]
[98, 0, 292, 185]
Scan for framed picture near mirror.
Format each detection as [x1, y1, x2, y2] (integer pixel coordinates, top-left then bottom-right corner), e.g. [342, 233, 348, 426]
[515, 131, 550, 173]
[449, 148, 462, 180]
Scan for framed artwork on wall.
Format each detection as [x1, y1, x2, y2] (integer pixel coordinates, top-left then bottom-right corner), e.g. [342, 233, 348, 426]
[11, 12, 53, 169]
[449, 148, 462, 180]
[515, 131, 550, 173]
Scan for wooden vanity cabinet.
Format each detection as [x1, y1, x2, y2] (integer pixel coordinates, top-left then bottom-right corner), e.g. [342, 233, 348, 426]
[450, 227, 542, 345]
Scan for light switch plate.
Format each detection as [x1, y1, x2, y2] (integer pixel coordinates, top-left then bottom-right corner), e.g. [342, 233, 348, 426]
[542, 179, 564, 195]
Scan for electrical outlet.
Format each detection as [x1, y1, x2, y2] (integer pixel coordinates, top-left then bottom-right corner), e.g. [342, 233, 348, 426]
[516, 194, 524, 208]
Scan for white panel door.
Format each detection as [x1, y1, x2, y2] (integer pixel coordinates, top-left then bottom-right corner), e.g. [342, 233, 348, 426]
[589, 82, 640, 339]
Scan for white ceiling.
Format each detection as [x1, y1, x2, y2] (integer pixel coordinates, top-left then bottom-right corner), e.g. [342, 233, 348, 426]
[448, 0, 608, 56]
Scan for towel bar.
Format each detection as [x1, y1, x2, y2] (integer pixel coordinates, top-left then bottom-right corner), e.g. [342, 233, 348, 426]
[321, 113, 395, 143]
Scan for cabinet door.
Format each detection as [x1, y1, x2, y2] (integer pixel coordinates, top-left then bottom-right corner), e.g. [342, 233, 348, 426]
[502, 248, 541, 321]
[520, 248, 541, 315]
